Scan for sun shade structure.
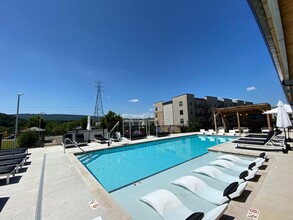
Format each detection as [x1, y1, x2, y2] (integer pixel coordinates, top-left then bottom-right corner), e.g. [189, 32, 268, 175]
[212, 103, 272, 132]
[248, 0, 293, 105]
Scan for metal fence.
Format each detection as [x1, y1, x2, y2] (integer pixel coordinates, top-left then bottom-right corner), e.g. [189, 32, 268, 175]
[0, 138, 18, 150]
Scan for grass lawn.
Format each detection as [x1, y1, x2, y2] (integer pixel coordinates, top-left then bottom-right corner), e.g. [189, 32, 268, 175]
[0, 139, 18, 150]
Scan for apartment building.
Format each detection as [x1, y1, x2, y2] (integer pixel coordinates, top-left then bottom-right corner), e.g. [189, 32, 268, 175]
[154, 93, 252, 127]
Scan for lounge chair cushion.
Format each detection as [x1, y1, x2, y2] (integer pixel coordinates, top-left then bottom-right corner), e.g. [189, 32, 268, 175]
[186, 212, 204, 220]
[223, 182, 238, 198]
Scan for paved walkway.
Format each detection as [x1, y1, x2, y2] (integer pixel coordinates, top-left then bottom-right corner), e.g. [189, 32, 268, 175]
[0, 133, 292, 219]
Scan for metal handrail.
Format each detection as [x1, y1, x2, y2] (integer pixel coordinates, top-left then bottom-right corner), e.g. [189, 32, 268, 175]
[108, 121, 120, 146]
[63, 138, 85, 153]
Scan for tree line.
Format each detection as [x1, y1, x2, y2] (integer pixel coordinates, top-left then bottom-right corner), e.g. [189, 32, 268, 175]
[0, 111, 123, 137]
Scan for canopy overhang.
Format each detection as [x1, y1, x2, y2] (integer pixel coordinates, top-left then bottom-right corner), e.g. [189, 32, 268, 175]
[248, 0, 293, 105]
[212, 103, 272, 131]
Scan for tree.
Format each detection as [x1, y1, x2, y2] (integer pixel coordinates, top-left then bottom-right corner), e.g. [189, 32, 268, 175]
[99, 111, 122, 132]
[80, 117, 88, 129]
[26, 116, 46, 129]
[18, 130, 38, 148]
[187, 120, 202, 132]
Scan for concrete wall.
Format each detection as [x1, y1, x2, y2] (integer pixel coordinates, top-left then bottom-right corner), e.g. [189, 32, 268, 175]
[163, 102, 174, 125]
[154, 101, 164, 126]
[172, 94, 194, 126]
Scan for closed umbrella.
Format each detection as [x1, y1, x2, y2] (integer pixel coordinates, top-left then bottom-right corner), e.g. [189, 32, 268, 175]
[86, 115, 91, 142]
[86, 115, 92, 130]
[276, 100, 292, 141]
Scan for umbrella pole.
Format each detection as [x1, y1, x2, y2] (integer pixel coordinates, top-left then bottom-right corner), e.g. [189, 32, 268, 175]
[287, 128, 292, 142]
[284, 128, 287, 142]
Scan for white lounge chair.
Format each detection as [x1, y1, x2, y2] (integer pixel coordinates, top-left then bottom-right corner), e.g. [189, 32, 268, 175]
[140, 189, 228, 220]
[242, 127, 250, 134]
[209, 160, 260, 172]
[218, 154, 266, 166]
[206, 129, 215, 135]
[217, 129, 225, 136]
[172, 176, 247, 205]
[199, 129, 206, 134]
[193, 166, 257, 183]
[227, 130, 237, 136]
[209, 160, 262, 172]
[261, 127, 270, 133]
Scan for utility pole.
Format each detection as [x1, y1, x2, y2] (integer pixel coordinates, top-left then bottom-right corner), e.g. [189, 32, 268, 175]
[14, 93, 23, 148]
[93, 81, 104, 126]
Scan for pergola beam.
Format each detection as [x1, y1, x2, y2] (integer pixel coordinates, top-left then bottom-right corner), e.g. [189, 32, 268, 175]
[212, 103, 273, 131]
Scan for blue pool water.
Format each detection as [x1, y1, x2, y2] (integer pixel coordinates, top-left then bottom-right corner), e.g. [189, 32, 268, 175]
[78, 135, 235, 192]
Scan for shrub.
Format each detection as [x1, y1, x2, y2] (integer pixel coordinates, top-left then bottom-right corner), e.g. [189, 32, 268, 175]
[18, 131, 39, 148]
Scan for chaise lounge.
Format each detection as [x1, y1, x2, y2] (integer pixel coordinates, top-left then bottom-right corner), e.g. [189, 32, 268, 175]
[0, 165, 17, 184]
[94, 134, 109, 144]
[218, 153, 267, 165]
[172, 175, 247, 205]
[140, 189, 228, 220]
[74, 134, 88, 146]
[209, 159, 261, 172]
[193, 166, 257, 183]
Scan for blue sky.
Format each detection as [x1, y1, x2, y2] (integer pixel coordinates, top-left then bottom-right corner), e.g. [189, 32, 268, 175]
[0, 0, 286, 118]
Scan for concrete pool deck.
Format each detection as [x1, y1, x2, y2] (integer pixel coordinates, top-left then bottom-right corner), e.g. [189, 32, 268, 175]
[0, 132, 292, 219]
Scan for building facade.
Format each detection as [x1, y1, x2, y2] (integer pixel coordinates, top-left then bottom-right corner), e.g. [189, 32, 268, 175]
[154, 93, 253, 128]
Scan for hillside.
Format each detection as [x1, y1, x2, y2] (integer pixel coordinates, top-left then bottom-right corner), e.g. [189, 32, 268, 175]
[13, 113, 88, 121]
[0, 113, 27, 130]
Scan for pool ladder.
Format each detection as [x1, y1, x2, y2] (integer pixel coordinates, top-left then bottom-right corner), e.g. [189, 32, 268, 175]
[63, 138, 85, 154]
[108, 121, 120, 146]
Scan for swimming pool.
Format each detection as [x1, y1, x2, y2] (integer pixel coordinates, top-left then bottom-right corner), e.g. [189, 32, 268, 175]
[78, 135, 235, 192]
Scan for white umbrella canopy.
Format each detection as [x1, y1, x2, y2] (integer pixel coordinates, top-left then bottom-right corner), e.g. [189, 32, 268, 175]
[263, 104, 293, 114]
[86, 115, 92, 130]
[276, 100, 292, 128]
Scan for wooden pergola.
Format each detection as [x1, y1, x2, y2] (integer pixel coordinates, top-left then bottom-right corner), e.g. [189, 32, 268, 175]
[212, 103, 273, 132]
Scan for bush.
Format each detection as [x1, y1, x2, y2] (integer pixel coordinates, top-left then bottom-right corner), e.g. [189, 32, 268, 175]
[18, 131, 39, 148]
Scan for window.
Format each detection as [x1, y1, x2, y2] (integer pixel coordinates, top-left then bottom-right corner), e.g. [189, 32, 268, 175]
[179, 101, 183, 106]
[155, 107, 158, 111]
[180, 119, 184, 124]
[180, 110, 183, 115]
[155, 113, 158, 118]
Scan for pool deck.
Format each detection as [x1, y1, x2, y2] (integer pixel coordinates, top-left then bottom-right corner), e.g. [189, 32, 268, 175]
[0, 132, 292, 219]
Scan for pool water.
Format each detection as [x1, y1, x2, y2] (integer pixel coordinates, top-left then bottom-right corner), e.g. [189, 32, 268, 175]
[78, 135, 235, 192]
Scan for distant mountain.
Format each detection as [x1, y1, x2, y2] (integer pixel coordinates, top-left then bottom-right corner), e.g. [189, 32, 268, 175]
[0, 113, 27, 129]
[11, 113, 88, 121]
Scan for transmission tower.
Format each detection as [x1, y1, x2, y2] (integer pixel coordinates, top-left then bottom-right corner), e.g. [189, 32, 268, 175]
[93, 80, 104, 126]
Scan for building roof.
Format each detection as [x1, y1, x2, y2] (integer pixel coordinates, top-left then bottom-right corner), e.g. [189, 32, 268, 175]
[212, 103, 271, 114]
[26, 127, 45, 132]
[248, 0, 293, 104]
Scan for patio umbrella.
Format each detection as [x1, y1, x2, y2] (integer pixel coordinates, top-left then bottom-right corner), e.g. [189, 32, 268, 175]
[86, 115, 92, 142]
[263, 104, 293, 114]
[276, 100, 292, 141]
[86, 115, 92, 130]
